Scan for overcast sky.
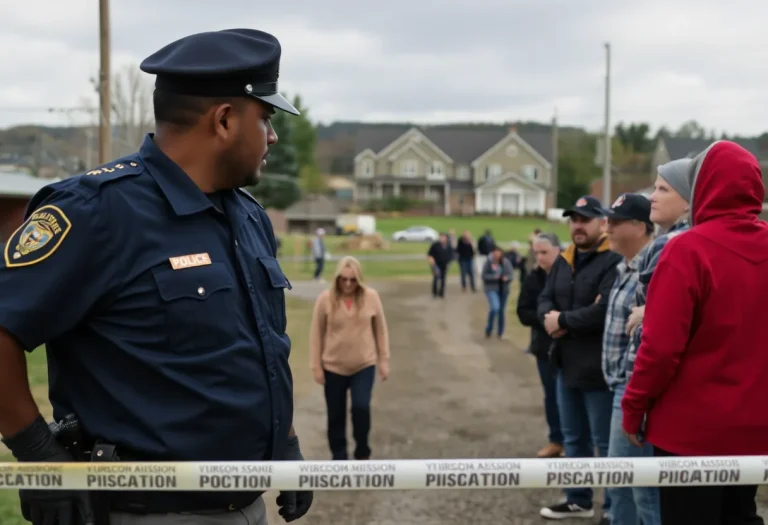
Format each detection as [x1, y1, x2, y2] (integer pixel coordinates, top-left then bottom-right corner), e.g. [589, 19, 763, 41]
[1, 0, 767, 136]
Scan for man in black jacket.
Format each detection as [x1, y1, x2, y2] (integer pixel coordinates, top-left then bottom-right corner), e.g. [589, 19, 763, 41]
[537, 196, 622, 523]
[516, 232, 563, 459]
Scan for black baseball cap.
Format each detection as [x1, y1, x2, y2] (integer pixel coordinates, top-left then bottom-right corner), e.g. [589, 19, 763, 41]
[600, 193, 652, 226]
[562, 195, 605, 219]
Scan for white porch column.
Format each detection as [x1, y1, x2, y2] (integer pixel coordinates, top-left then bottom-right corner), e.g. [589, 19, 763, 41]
[376, 182, 383, 199]
[518, 192, 525, 215]
[394, 182, 401, 197]
[443, 182, 450, 216]
[495, 192, 502, 216]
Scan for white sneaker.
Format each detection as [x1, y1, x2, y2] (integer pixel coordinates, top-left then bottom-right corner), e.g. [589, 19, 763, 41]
[539, 502, 595, 519]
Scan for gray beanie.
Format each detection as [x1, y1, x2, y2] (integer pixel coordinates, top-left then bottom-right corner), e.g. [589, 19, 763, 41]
[657, 158, 693, 203]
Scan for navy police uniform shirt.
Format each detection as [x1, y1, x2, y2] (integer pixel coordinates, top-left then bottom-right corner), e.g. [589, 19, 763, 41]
[0, 134, 294, 467]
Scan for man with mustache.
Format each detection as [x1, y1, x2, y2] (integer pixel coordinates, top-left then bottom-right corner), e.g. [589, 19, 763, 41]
[537, 195, 622, 523]
[0, 28, 312, 525]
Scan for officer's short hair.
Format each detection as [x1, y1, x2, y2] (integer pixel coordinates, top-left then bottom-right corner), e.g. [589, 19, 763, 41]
[152, 89, 244, 128]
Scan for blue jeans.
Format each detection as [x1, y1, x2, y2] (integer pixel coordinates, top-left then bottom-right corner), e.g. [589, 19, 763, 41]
[556, 373, 613, 512]
[484, 290, 508, 336]
[458, 258, 475, 291]
[314, 257, 324, 279]
[324, 366, 376, 460]
[608, 383, 661, 525]
[536, 357, 563, 444]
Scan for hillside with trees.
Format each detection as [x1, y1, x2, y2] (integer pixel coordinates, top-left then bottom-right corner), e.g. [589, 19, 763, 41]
[2, 67, 765, 210]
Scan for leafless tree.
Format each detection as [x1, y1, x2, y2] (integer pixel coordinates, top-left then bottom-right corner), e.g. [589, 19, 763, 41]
[110, 64, 154, 156]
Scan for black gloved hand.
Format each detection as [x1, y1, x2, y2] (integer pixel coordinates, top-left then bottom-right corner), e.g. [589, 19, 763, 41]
[276, 435, 313, 523]
[1, 416, 94, 525]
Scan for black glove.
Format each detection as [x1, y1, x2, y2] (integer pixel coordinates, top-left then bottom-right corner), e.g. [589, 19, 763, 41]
[1, 416, 94, 525]
[276, 435, 313, 523]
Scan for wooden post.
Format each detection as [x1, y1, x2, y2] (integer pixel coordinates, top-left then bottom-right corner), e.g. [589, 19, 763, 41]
[98, 0, 112, 164]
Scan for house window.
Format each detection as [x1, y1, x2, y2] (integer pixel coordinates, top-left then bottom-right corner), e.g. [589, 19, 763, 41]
[457, 166, 470, 180]
[401, 160, 418, 177]
[485, 163, 502, 180]
[523, 165, 538, 181]
[429, 161, 444, 179]
[505, 145, 518, 158]
[361, 159, 374, 177]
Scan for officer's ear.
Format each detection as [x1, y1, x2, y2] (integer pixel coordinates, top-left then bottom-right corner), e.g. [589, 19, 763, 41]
[211, 101, 241, 141]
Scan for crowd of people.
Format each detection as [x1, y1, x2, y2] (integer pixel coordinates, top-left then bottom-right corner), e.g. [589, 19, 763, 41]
[512, 142, 768, 525]
[426, 227, 534, 339]
[302, 140, 768, 525]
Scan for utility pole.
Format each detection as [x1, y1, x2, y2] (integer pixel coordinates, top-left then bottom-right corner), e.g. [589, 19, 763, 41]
[98, 0, 111, 164]
[602, 42, 612, 206]
[551, 108, 559, 210]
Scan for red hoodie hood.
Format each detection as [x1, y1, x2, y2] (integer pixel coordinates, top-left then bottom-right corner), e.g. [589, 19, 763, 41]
[688, 140, 768, 263]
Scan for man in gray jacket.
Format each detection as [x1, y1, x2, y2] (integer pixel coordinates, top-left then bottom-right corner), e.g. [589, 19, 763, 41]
[482, 245, 514, 339]
[311, 228, 326, 281]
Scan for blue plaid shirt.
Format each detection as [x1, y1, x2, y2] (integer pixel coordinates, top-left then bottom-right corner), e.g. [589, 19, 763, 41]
[625, 220, 690, 380]
[601, 244, 649, 389]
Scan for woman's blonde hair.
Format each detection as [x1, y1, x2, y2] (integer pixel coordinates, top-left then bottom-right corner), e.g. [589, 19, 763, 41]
[329, 256, 367, 313]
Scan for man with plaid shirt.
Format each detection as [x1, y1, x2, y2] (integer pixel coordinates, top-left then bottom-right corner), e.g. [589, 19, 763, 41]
[600, 193, 660, 525]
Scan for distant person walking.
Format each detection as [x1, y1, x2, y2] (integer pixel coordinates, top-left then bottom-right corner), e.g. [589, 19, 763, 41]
[456, 230, 476, 292]
[427, 233, 452, 298]
[482, 245, 514, 339]
[311, 228, 327, 281]
[309, 256, 391, 461]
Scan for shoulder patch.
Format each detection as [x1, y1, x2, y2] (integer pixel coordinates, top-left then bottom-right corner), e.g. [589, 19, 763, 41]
[4, 205, 72, 268]
[237, 188, 265, 209]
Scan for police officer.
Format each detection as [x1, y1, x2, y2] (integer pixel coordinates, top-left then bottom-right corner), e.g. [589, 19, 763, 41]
[0, 28, 312, 524]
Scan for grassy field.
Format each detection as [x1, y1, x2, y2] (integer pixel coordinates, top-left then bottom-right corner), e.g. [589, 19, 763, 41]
[278, 216, 570, 258]
[374, 216, 569, 243]
[277, 215, 570, 282]
[280, 258, 430, 282]
[0, 296, 315, 524]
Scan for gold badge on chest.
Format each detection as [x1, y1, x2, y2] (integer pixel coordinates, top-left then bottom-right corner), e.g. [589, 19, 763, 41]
[169, 253, 212, 270]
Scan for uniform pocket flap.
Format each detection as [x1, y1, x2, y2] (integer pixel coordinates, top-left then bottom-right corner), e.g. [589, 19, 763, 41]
[153, 263, 235, 302]
[257, 257, 292, 290]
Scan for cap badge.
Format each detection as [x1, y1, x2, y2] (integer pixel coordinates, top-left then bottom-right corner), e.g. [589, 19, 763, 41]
[612, 195, 626, 208]
[244, 84, 253, 94]
[575, 198, 588, 207]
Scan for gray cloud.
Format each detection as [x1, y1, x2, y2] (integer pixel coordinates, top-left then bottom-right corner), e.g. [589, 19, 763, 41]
[1, 0, 767, 136]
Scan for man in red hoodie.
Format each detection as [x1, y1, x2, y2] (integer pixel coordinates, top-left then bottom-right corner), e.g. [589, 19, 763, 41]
[621, 140, 768, 525]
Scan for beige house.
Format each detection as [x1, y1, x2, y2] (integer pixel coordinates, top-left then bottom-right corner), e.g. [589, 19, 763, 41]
[352, 124, 554, 215]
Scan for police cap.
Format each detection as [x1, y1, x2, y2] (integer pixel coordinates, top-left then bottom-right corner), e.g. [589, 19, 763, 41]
[139, 28, 299, 116]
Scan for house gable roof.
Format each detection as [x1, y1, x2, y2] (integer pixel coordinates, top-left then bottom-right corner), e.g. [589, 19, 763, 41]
[354, 123, 553, 165]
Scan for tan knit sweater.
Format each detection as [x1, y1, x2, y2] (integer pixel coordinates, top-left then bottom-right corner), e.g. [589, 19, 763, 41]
[309, 287, 390, 376]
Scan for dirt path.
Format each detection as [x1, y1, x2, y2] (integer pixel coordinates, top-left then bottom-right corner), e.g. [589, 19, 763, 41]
[268, 278, 768, 524]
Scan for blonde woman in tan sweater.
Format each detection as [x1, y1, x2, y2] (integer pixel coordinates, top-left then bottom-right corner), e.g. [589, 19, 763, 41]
[309, 256, 390, 460]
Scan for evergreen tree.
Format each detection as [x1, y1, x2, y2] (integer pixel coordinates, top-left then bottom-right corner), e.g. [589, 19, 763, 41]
[245, 99, 301, 209]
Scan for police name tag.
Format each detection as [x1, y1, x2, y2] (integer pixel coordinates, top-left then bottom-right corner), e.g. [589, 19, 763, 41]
[169, 253, 212, 270]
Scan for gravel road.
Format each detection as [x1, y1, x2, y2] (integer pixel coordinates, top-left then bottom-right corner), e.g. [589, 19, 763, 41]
[265, 278, 768, 524]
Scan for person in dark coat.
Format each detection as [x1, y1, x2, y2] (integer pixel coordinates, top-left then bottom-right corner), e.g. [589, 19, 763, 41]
[427, 233, 452, 298]
[455, 230, 476, 292]
[536, 196, 622, 521]
[516, 232, 563, 459]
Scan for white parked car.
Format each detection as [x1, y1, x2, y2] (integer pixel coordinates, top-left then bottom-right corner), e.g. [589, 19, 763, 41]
[392, 226, 440, 242]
